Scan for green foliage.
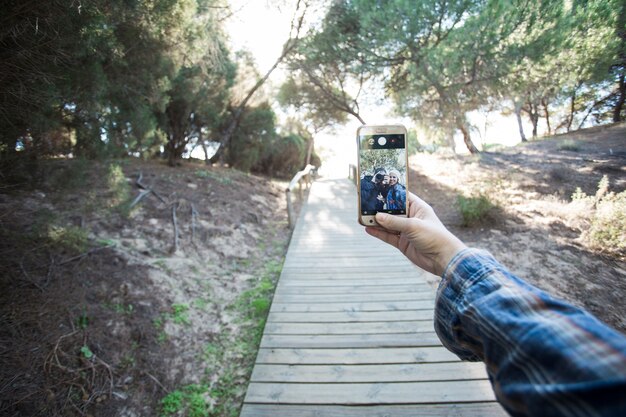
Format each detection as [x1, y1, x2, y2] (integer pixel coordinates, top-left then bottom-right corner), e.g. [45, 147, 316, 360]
[195, 169, 233, 185]
[259, 133, 307, 178]
[49, 159, 91, 191]
[299, 0, 626, 151]
[171, 303, 191, 326]
[557, 140, 581, 152]
[160, 384, 210, 417]
[1, 0, 234, 162]
[47, 225, 89, 253]
[227, 103, 310, 177]
[76, 310, 89, 330]
[107, 163, 130, 204]
[80, 345, 94, 359]
[457, 194, 494, 227]
[109, 303, 134, 316]
[228, 103, 276, 172]
[406, 129, 421, 155]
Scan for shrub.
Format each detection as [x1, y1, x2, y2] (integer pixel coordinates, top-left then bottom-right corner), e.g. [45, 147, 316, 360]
[457, 193, 494, 227]
[107, 163, 130, 205]
[47, 225, 89, 253]
[558, 139, 581, 152]
[572, 175, 626, 257]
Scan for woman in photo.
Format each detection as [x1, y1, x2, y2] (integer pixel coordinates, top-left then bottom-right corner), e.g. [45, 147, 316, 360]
[386, 169, 406, 211]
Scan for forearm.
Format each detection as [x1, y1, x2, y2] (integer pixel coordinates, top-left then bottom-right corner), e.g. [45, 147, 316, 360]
[434, 249, 626, 417]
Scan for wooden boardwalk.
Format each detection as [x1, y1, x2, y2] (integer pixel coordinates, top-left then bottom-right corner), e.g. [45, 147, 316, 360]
[240, 178, 507, 417]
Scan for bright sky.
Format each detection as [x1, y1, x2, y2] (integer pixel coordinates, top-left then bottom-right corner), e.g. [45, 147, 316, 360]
[226, 1, 296, 71]
[225, 1, 537, 178]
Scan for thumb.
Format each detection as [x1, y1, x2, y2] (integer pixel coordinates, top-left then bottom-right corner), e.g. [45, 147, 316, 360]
[375, 212, 412, 233]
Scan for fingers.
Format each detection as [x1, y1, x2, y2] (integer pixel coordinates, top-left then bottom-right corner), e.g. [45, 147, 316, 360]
[375, 212, 412, 233]
[365, 226, 400, 249]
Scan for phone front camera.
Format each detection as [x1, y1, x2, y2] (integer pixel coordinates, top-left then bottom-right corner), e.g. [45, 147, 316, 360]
[377, 137, 387, 146]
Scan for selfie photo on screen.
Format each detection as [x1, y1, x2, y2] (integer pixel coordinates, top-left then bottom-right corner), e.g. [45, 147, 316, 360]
[358, 134, 407, 216]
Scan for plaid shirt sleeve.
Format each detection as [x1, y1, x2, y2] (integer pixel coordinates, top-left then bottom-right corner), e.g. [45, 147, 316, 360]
[435, 248, 626, 417]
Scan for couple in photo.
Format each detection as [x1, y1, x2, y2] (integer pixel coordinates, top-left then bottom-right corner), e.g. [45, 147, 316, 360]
[361, 168, 406, 212]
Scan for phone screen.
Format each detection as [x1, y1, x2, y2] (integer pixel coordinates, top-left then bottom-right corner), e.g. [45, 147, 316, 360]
[358, 133, 407, 216]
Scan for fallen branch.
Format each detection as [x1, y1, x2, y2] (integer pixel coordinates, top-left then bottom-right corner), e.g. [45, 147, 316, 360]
[191, 203, 198, 243]
[129, 189, 152, 209]
[143, 371, 168, 393]
[172, 202, 180, 253]
[134, 172, 167, 205]
[58, 245, 114, 266]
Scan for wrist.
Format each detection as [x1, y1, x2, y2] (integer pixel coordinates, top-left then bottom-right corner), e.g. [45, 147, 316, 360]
[435, 237, 467, 276]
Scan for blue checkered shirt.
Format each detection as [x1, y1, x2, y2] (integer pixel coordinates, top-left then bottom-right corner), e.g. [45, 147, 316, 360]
[435, 248, 626, 417]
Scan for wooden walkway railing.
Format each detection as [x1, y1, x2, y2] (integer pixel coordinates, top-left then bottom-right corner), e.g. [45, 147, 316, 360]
[241, 178, 507, 417]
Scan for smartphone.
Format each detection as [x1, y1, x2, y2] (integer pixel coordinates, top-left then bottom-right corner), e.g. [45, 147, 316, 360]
[357, 124, 409, 226]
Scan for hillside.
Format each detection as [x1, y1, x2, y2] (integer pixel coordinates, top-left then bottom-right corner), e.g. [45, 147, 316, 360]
[408, 122, 626, 333]
[0, 160, 296, 416]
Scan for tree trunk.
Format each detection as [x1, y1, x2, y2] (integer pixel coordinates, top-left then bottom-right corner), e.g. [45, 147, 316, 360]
[208, 108, 242, 164]
[457, 122, 479, 154]
[542, 98, 551, 135]
[614, 72, 625, 122]
[528, 102, 539, 138]
[305, 137, 314, 166]
[208, 4, 308, 165]
[613, 2, 625, 122]
[514, 101, 527, 142]
[567, 90, 576, 132]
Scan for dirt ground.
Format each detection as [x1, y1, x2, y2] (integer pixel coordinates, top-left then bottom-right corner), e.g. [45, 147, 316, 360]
[0, 159, 300, 416]
[408, 122, 626, 334]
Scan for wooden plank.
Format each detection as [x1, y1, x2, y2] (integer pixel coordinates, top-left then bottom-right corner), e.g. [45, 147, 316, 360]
[267, 310, 433, 323]
[269, 300, 435, 313]
[255, 347, 459, 364]
[263, 321, 434, 335]
[260, 332, 443, 348]
[240, 403, 509, 417]
[278, 278, 421, 287]
[281, 264, 417, 271]
[244, 380, 497, 404]
[250, 362, 488, 383]
[272, 291, 434, 303]
[278, 272, 426, 281]
[275, 285, 430, 295]
[283, 259, 411, 268]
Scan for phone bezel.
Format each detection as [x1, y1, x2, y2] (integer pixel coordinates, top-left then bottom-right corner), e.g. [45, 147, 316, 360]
[356, 124, 409, 227]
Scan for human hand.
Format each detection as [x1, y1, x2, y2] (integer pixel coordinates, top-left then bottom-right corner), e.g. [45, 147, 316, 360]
[377, 193, 384, 202]
[366, 192, 466, 276]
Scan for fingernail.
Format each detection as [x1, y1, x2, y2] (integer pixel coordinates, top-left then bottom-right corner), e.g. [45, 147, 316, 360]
[376, 213, 388, 222]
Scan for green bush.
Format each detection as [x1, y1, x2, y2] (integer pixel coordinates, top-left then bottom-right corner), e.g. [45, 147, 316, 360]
[48, 225, 89, 252]
[107, 162, 130, 205]
[558, 139, 581, 152]
[457, 194, 494, 227]
[572, 176, 626, 257]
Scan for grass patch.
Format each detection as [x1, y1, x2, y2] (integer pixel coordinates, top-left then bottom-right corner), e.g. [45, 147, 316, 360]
[171, 303, 191, 325]
[195, 169, 233, 185]
[457, 193, 494, 227]
[160, 384, 210, 417]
